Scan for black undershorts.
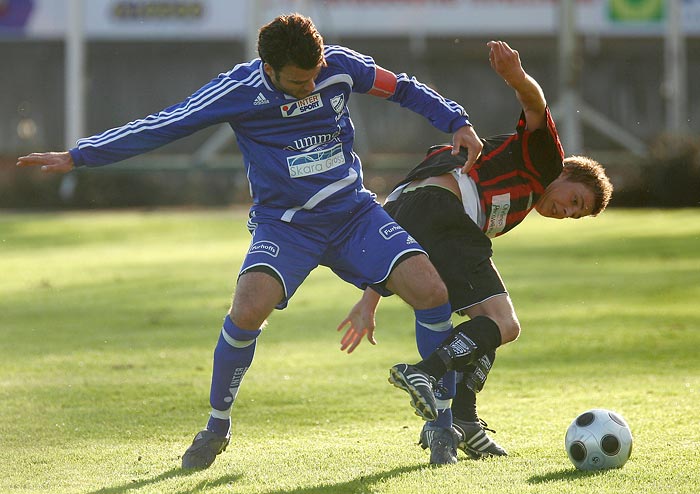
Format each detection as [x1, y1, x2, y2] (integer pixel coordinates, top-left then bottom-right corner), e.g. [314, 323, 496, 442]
[384, 186, 507, 313]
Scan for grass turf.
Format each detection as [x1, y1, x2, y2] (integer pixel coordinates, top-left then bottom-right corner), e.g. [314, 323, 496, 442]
[1, 208, 698, 494]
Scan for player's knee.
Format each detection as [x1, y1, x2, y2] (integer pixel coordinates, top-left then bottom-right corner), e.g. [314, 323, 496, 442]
[217, 314, 262, 354]
[230, 270, 283, 329]
[227, 307, 267, 333]
[424, 278, 449, 307]
[411, 282, 448, 310]
[479, 303, 521, 344]
[387, 254, 449, 309]
[498, 316, 521, 344]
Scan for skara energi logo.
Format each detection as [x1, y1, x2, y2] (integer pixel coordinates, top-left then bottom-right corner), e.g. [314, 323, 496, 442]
[249, 240, 280, 257]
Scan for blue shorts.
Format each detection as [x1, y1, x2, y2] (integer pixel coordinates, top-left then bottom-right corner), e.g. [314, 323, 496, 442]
[240, 200, 426, 309]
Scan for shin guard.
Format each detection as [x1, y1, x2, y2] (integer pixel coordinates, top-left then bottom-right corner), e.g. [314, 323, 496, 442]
[435, 316, 501, 372]
[209, 316, 261, 417]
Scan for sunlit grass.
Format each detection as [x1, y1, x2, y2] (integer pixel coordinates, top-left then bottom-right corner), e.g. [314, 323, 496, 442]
[1, 208, 698, 494]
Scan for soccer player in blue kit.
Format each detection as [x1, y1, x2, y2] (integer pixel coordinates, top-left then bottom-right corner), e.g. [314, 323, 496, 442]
[17, 13, 485, 469]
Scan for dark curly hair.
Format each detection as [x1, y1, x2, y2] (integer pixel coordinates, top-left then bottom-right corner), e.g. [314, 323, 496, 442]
[563, 155, 614, 216]
[258, 13, 325, 72]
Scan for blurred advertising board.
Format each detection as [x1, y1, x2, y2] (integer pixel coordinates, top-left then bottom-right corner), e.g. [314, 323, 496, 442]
[2, 0, 700, 39]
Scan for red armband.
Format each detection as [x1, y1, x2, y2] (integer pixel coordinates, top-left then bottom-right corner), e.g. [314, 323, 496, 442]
[368, 66, 397, 98]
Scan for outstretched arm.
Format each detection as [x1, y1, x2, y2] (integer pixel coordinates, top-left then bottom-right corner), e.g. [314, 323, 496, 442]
[337, 287, 381, 354]
[488, 40, 547, 131]
[369, 63, 482, 172]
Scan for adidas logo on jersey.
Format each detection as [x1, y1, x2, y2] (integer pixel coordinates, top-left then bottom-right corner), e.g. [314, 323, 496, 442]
[253, 92, 270, 106]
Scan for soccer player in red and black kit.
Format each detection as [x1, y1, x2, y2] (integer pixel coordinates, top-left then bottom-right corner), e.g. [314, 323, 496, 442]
[337, 41, 613, 465]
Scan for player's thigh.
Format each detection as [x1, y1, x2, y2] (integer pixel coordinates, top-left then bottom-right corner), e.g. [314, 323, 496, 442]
[326, 202, 429, 296]
[239, 220, 323, 311]
[230, 270, 285, 330]
[385, 253, 448, 309]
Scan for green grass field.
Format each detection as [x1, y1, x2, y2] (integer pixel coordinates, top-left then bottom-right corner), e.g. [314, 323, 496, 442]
[1, 208, 698, 494]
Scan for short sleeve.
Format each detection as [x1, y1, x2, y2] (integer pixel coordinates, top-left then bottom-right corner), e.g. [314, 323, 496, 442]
[519, 107, 564, 184]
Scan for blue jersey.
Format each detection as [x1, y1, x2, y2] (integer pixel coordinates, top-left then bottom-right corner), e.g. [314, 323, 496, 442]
[69, 45, 470, 224]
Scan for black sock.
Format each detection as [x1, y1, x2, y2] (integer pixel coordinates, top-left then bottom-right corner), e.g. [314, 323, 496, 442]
[415, 345, 450, 378]
[415, 316, 501, 377]
[452, 385, 478, 423]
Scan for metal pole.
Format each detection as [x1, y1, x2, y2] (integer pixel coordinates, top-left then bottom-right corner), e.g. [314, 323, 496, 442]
[193, 0, 263, 166]
[665, 0, 687, 132]
[246, 0, 261, 59]
[557, 0, 583, 154]
[65, 0, 85, 148]
[62, 0, 85, 201]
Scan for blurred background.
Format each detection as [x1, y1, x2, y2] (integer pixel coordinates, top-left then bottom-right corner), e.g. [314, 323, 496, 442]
[1, 0, 698, 209]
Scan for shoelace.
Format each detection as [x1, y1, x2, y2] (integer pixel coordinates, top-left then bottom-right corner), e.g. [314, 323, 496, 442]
[478, 418, 497, 434]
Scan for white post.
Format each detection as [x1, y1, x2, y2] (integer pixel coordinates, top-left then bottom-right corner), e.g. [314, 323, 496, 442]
[246, 0, 264, 59]
[665, 0, 687, 132]
[558, 0, 583, 154]
[65, 0, 85, 148]
[61, 0, 85, 200]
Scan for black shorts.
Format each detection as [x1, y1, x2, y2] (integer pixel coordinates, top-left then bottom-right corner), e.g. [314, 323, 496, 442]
[384, 186, 507, 313]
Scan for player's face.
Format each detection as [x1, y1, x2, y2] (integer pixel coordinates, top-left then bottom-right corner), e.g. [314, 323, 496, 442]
[264, 63, 322, 100]
[535, 174, 595, 219]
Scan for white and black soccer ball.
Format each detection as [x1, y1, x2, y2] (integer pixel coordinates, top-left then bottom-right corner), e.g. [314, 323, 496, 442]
[565, 408, 633, 471]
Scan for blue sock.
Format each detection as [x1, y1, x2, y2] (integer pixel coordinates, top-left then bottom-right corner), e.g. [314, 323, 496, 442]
[206, 315, 261, 437]
[414, 303, 453, 360]
[432, 371, 456, 429]
[432, 407, 454, 430]
[415, 303, 454, 429]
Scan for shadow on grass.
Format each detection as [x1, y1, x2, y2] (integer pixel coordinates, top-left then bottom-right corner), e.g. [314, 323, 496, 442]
[261, 464, 428, 494]
[86, 467, 241, 494]
[85, 463, 426, 494]
[528, 467, 608, 484]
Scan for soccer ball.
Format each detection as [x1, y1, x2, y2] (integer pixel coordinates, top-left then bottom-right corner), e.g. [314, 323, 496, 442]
[565, 408, 633, 471]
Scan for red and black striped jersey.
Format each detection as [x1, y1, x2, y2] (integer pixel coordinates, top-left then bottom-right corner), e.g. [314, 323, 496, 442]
[394, 108, 564, 237]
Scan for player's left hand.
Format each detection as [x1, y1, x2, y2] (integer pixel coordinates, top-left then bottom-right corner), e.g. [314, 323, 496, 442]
[337, 300, 377, 354]
[487, 40, 526, 88]
[452, 125, 483, 173]
[16, 151, 74, 174]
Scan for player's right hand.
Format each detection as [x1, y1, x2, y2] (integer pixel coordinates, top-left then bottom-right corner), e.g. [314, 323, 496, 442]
[452, 125, 483, 173]
[16, 151, 74, 174]
[337, 300, 377, 354]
